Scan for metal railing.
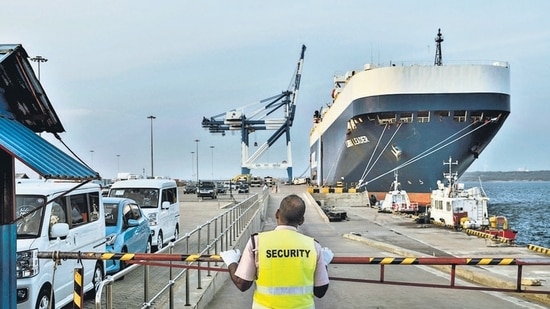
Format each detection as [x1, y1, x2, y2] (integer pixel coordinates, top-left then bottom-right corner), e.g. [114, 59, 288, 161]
[94, 188, 269, 308]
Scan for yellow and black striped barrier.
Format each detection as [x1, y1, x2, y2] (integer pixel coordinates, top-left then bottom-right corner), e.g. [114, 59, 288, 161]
[37, 251, 549, 267]
[38, 251, 224, 263]
[528, 244, 550, 256]
[73, 268, 84, 308]
[464, 229, 513, 244]
[308, 187, 359, 194]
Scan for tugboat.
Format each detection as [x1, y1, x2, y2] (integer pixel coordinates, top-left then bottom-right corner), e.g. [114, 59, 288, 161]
[429, 157, 517, 242]
[379, 171, 418, 214]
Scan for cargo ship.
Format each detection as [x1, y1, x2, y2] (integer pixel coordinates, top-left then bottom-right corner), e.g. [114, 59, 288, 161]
[309, 29, 510, 204]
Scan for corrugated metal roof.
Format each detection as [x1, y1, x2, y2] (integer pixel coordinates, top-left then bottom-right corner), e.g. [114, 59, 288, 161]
[0, 44, 64, 133]
[0, 115, 99, 180]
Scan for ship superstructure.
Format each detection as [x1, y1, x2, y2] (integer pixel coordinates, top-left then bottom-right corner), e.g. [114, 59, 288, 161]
[309, 30, 510, 203]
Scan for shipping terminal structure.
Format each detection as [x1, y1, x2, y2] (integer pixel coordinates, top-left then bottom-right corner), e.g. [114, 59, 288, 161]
[309, 29, 510, 204]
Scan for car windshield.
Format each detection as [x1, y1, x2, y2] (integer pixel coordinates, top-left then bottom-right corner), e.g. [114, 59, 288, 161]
[109, 188, 159, 208]
[104, 202, 118, 226]
[15, 195, 46, 238]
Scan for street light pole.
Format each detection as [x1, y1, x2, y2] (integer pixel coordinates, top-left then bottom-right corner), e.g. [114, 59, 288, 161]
[210, 145, 214, 180]
[191, 152, 195, 181]
[90, 150, 94, 168]
[195, 139, 200, 183]
[30, 55, 48, 81]
[148, 115, 156, 178]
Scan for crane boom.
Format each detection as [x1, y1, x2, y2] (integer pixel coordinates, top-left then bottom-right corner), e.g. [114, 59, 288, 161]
[201, 45, 306, 182]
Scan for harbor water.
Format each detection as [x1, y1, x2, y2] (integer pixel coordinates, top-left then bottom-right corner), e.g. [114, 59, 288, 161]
[465, 180, 550, 248]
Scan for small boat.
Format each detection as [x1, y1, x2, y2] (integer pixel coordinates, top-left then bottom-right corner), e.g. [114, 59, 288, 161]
[379, 171, 418, 213]
[429, 157, 517, 242]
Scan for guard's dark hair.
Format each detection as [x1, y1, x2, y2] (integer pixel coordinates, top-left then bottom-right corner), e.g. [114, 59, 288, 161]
[278, 194, 305, 225]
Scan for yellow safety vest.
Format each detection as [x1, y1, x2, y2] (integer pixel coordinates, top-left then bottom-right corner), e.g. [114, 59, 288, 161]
[254, 229, 317, 309]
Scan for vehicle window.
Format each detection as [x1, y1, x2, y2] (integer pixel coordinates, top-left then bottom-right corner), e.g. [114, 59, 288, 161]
[88, 192, 100, 222]
[110, 188, 159, 208]
[15, 195, 46, 237]
[68, 192, 99, 226]
[50, 201, 67, 225]
[162, 187, 177, 204]
[104, 202, 118, 226]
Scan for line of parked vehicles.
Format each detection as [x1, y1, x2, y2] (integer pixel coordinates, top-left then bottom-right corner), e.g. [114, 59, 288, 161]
[14, 178, 180, 309]
[183, 179, 250, 199]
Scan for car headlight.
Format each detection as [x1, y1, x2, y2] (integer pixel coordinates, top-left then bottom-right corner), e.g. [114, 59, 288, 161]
[16, 249, 39, 278]
[147, 212, 158, 226]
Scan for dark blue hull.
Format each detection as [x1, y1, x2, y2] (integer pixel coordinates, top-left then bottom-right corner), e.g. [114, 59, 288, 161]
[310, 92, 510, 197]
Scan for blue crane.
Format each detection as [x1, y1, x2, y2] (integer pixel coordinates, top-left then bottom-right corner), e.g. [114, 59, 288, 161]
[201, 45, 306, 182]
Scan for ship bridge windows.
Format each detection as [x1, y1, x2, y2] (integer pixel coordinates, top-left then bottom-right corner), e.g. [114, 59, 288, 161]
[417, 111, 430, 123]
[435, 111, 450, 117]
[470, 111, 484, 122]
[399, 112, 413, 123]
[453, 110, 467, 122]
[377, 113, 397, 125]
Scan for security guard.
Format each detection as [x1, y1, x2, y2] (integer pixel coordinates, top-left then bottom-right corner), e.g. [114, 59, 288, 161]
[220, 194, 333, 309]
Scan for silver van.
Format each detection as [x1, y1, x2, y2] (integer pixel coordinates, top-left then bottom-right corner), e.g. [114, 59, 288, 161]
[108, 179, 180, 251]
[15, 180, 106, 309]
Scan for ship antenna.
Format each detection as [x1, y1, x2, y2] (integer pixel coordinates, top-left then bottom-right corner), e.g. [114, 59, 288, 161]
[434, 28, 444, 66]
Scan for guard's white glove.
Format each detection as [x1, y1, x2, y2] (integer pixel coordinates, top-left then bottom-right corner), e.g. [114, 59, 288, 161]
[220, 249, 241, 266]
[322, 247, 334, 266]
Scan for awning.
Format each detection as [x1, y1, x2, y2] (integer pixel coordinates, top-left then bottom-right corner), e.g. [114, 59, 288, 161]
[0, 115, 99, 180]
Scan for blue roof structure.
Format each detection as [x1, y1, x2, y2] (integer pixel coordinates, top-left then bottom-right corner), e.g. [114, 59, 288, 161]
[0, 44, 99, 180]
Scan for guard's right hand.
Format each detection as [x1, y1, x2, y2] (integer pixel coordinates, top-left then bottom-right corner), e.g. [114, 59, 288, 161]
[220, 249, 241, 266]
[322, 247, 334, 266]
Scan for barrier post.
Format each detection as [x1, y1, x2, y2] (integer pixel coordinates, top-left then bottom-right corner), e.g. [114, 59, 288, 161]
[73, 267, 84, 309]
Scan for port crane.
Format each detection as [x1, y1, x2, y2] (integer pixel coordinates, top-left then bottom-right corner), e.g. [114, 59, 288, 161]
[201, 45, 306, 182]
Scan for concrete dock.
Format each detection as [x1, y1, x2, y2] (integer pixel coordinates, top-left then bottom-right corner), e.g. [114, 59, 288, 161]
[174, 185, 550, 309]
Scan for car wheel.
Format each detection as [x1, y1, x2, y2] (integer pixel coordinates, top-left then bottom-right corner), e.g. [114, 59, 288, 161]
[146, 237, 152, 253]
[119, 247, 128, 272]
[86, 262, 104, 298]
[35, 286, 53, 309]
[174, 225, 179, 242]
[155, 232, 163, 251]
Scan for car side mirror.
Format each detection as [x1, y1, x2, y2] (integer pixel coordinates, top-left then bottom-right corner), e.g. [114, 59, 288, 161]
[161, 201, 170, 209]
[50, 222, 69, 239]
[127, 219, 139, 227]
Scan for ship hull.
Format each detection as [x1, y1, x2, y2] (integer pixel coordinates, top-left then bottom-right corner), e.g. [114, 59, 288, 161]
[310, 64, 510, 204]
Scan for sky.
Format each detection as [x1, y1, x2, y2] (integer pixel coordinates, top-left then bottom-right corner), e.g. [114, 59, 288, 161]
[2, 1, 550, 181]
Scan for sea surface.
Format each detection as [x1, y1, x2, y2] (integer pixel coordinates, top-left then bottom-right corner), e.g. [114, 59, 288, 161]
[464, 180, 550, 248]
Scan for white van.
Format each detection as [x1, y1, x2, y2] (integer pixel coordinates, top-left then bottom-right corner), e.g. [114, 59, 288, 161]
[15, 180, 106, 309]
[108, 179, 180, 251]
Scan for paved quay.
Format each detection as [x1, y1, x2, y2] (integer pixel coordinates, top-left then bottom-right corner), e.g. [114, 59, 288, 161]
[184, 185, 550, 309]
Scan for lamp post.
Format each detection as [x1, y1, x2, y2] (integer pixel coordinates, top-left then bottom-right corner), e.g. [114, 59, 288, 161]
[148, 115, 156, 178]
[210, 145, 215, 180]
[190, 152, 195, 181]
[90, 150, 94, 168]
[30, 55, 48, 80]
[195, 139, 200, 183]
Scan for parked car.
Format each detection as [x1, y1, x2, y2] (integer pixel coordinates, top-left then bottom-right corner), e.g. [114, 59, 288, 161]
[183, 184, 196, 194]
[197, 180, 218, 199]
[109, 179, 180, 251]
[217, 182, 227, 194]
[15, 180, 105, 309]
[238, 182, 249, 193]
[103, 197, 151, 274]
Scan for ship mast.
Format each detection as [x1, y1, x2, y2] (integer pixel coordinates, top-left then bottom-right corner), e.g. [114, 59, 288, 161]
[434, 28, 444, 66]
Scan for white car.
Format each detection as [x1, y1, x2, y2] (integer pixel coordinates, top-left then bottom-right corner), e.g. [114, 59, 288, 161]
[16, 180, 106, 309]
